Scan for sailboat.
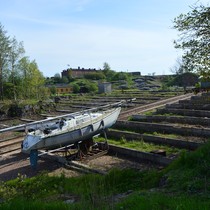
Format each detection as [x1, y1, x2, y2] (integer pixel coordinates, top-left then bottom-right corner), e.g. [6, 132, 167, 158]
[21, 104, 121, 153]
[0, 100, 127, 167]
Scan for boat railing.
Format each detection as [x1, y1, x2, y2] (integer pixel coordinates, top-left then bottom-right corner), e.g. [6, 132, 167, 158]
[0, 99, 133, 134]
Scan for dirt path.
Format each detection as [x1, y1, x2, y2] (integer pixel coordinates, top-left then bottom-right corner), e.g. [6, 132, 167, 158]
[0, 152, 157, 182]
[0, 152, 61, 181]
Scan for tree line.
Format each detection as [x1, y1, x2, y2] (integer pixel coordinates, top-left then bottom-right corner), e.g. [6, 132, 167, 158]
[0, 23, 46, 101]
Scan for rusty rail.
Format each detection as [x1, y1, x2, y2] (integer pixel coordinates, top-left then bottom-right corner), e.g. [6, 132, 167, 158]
[119, 93, 194, 120]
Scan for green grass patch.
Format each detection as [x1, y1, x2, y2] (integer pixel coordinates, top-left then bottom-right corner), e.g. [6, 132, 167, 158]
[146, 131, 185, 139]
[0, 169, 162, 209]
[97, 136, 182, 156]
[115, 192, 210, 210]
[163, 141, 210, 194]
[0, 198, 72, 210]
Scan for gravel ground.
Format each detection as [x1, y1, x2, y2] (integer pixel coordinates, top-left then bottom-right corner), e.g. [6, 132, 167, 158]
[0, 152, 157, 182]
[0, 152, 61, 182]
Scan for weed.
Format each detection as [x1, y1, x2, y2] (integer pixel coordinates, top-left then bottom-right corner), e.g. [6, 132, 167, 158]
[163, 141, 210, 194]
[115, 192, 210, 210]
[119, 136, 126, 144]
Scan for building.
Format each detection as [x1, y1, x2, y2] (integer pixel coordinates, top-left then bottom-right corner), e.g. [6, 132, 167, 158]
[98, 82, 112, 94]
[61, 67, 99, 78]
[47, 84, 73, 95]
[128, 72, 141, 76]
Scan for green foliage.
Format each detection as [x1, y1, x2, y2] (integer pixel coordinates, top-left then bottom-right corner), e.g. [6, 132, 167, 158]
[143, 110, 156, 116]
[1, 141, 210, 209]
[162, 73, 199, 89]
[53, 73, 62, 83]
[120, 136, 127, 144]
[0, 169, 162, 209]
[0, 198, 72, 210]
[15, 57, 46, 100]
[2, 172, 63, 200]
[3, 82, 14, 99]
[49, 85, 56, 95]
[105, 137, 181, 155]
[0, 23, 13, 100]
[70, 83, 80, 93]
[0, 23, 46, 101]
[103, 62, 111, 71]
[164, 141, 210, 193]
[61, 76, 69, 84]
[161, 75, 176, 87]
[115, 192, 210, 210]
[171, 72, 199, 89]
[173, 4, 210, 77]
[70, 79, 98, 93]
[111, 72, 134, 88]
[112, 72, 128, 81]
[7, 103, 23, 117]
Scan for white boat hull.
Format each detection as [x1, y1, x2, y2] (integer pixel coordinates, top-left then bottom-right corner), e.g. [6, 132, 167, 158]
[22, 107, 121, 153]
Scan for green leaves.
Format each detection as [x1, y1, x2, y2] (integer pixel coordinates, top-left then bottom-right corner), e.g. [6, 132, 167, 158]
[0, 23, 46, 100]
[173, 4, 210, 77]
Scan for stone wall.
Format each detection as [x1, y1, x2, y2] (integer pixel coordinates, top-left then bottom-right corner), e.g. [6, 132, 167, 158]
[113, 120, 210, 138]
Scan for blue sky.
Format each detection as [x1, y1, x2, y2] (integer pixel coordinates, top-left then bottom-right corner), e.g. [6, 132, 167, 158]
[0, 0, 209, 77]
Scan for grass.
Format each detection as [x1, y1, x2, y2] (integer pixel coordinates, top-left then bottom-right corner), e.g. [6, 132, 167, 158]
[0, 169, 162, 209]
[0, 142, 209, 209]
[163, 141, 210, 194]
[148, 131, 181, 139]
[97, 136, 182, 156]
[0, 199, 72, 210]
[115, 192, 210, 210]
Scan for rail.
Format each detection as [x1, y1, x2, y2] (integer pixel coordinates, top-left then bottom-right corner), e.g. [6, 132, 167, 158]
[119, 93, 194, 120]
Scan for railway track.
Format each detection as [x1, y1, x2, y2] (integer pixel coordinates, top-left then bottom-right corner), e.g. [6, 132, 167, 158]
[119, 93, 194, 120]
[0, 135, 23, 156]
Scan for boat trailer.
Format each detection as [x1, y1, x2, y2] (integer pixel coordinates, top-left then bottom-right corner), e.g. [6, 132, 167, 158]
[29, 131, 109, 169]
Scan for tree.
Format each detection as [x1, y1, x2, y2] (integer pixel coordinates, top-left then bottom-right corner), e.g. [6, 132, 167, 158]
[49, 85, 56, 95]
[3, 82, 13, 99]
[54, 73, 62, 83]
[17, 56, 30, 99]
[61, 76, 69, 84]
[170, 57, 184, 74]
[66, 68, 74, 82]
[103, 62, 111, 72]
[27, 60, 46, 99]
[173, 72, 199, 91]
[102, 62, 115, 81]
[18, 57, 46, 99]
[0, 23, 11, 100]
[70, 79, 98, 93]
[173, 4, 210, 78]
[8, 37, 25, 100]
[0, 22, 47, 100]
[111, 72, 133, 87]
[71, 83, 80, 93]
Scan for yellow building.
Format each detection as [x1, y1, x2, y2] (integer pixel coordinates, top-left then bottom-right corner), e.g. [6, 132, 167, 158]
[56, 84, 72, 94]
[47, 84, 73, 95]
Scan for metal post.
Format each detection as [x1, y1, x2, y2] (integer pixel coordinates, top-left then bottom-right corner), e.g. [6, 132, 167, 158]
[30, 149, 38, 169]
